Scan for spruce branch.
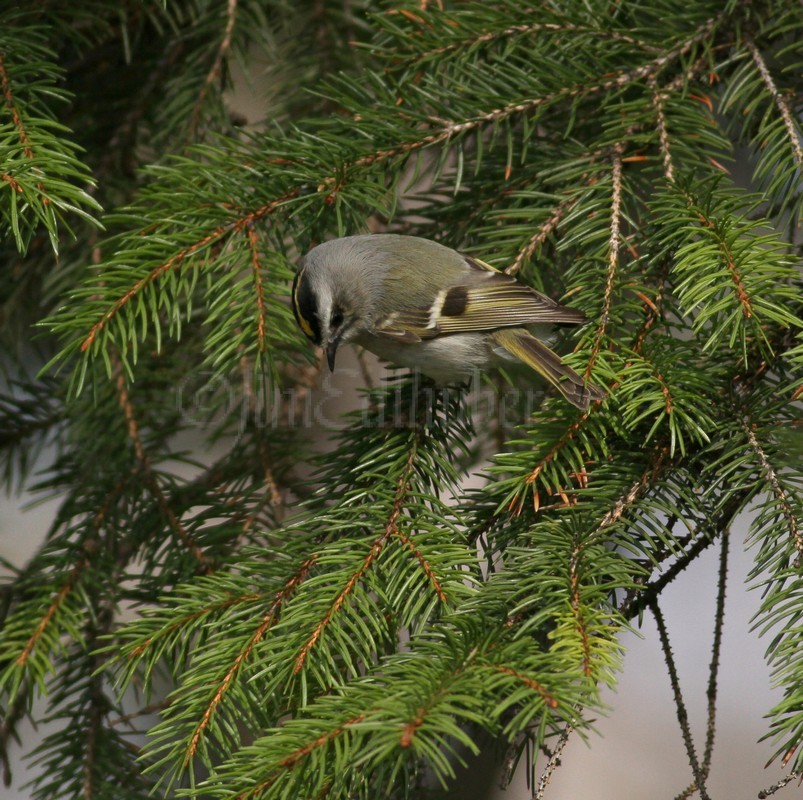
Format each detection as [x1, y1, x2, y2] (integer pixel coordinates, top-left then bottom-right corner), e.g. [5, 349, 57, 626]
[505, 192, 579, 278]
[651, 81, 676, 183]
[402, 19, 662, 65]
[0, 52, 34, 161]
[3, 3, 802, 796]
[13, 554, 86, 676]
[245, 223, 269, 355]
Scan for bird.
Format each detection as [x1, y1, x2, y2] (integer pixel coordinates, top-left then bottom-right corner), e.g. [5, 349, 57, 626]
[292, 233, 604, 409]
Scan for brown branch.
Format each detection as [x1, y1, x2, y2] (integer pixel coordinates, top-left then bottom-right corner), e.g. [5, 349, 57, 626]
[246, 223, 269, 353]
[280, 714, 367, 770]
[409, 21, 662, 63]
[15, 559, 86, 667]
[744, 422, 803, 566]
[394, 529, 447, 603]
[493, 665, 559, 709]
[399, 707, 426, 748]
[674, 532, 729, 800]
[594, 449, 669, 536]
[187, 0, 238, 139]
[620, 485, 747, 621]
[235, 714, 368, 799]
[744, 35, 803, 170]
[757, 772, 802, 799]
[356, 15, 718, 178]
[681, 187, 754, 319]
[130, 591, 263, 659]
[510, 413, 589, 516]
[652, 600, 711, 800]
[1, 173, 22, 192]
[186, 556, 317, 763]
[107, 699, 173, 728]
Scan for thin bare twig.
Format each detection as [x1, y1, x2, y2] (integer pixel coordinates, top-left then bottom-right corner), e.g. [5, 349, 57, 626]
[652, 600, 711, 800]
[673, 532, 729, 800]
[533, 725, 574, 800]
[757, 771, 802, 798]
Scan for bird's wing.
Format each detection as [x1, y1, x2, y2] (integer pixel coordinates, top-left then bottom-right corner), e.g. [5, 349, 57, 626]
[373, 257, 585, 341]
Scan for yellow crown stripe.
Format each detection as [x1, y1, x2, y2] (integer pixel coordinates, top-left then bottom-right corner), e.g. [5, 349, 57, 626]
[292, 267, 316, 338]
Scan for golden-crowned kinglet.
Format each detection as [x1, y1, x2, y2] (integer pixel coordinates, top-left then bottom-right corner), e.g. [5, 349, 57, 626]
[292, 234, 604, 409]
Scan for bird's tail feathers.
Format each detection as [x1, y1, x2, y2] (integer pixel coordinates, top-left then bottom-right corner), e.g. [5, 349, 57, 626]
[492, 328, 604, 410]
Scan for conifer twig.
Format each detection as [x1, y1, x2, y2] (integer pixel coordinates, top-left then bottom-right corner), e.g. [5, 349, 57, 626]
[411, 21, 661, 63]
[294, 428, 421, 673]
[651, 81, 675, 183]
[506, 194, 579, 277]
[246, 224, 269, 353]
[743, 421, 803, 566]
[743, 35, 803, 169]
[0, 54, 34, 160]
[586, 142, 623, 378]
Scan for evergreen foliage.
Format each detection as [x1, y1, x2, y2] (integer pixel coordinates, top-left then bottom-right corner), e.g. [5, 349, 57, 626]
[0, 1, 801, 798]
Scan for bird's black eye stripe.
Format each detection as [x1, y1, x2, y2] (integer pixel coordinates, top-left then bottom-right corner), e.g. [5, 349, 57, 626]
[292, 269, 322, 345]
[331, 309, 344, 328]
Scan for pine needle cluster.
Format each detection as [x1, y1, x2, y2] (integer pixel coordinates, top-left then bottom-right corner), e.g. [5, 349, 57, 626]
[0, 1, 801, 798]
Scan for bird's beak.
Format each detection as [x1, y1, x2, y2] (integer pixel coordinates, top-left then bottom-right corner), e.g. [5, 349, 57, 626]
[326, 335, 341, 372]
